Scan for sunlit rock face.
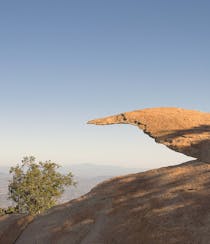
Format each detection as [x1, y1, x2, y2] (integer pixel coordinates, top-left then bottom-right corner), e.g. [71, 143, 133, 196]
[88, 107, 210, 162]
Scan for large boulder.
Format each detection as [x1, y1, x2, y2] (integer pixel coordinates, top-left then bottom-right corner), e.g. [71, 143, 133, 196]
[1, 160, 210, 243]
[88, 107, 210, 162]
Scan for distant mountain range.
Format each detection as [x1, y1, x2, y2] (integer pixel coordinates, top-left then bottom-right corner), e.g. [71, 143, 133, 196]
[60, 163, 145, 178]
[0, 163, 145, 208]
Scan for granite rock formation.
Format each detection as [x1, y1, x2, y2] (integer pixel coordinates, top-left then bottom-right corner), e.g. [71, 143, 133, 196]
[88, 107, 210, 162]
[1, 160, 210, 243]
[1, 107, 210, 243]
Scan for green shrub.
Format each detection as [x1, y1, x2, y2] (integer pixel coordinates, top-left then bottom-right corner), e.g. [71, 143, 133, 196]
[8, 156, 76, 215]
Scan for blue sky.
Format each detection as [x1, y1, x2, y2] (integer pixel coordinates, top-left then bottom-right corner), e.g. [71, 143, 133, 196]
[0, 1, 209, 168]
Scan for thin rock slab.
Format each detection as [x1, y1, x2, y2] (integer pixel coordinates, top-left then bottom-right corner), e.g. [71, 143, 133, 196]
[88, 107, 210, 162]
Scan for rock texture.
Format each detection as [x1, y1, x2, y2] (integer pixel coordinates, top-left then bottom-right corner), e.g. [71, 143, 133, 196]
[1, 160, 210, 243]
[0, 214, 33, 244]
[88, 107, 210, 162]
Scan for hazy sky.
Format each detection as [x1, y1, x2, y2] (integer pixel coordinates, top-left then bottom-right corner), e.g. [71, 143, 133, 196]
[0, 1, 209, 168]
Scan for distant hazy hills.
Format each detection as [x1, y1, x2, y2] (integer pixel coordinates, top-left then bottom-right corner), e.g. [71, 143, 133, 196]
[0, 163, 144, 208]
[0, 172, 12, 207]
[60, 163, 144, 178]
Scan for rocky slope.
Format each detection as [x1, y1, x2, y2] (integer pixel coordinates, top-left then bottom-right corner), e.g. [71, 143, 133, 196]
[1, 160, 210, 243]
[88, 107, 210, 162]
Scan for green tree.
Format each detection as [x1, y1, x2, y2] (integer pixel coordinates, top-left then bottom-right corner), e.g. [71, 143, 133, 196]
[8, 156, 76, 215]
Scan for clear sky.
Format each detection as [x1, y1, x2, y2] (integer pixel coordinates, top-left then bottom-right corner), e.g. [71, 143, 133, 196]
[0, 0, 209, 168]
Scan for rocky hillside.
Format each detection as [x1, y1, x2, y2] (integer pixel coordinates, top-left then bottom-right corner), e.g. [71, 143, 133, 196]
[1, 160, 210, 243]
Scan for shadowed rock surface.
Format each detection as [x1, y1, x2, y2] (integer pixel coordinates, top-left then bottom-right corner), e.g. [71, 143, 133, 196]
[88, 107, 210, 162]
[1, 160, 210, 243]
[0, 214, 33, 244]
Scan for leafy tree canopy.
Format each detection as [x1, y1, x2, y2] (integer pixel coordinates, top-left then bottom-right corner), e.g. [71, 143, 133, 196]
[8, 156, 76, 215]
